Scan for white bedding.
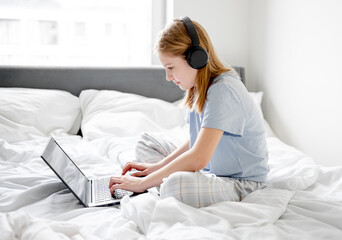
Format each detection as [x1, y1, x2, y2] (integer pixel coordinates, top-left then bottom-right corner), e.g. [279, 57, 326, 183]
[1, 89, 342, 240]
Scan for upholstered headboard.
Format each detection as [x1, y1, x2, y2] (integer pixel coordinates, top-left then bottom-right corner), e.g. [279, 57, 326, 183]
[0, 66, 245, 102]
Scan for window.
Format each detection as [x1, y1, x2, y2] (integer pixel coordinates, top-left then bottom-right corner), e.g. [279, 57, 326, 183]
[39, 21, 58, 45]
[0, 0, 170, 66]
[0, 19, 20, 44]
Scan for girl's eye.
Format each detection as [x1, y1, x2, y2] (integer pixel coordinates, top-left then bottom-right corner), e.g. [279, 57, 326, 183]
[168, 67, 173, 71]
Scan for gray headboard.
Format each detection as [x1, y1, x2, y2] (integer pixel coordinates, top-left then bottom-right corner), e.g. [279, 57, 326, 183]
[0, 66, 245, 102]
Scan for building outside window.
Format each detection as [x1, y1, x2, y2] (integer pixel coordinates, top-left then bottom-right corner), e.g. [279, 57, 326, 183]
[0, 0, 170, 66]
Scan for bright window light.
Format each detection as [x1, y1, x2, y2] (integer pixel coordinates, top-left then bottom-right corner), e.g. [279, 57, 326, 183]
[0, 0, 159, 66]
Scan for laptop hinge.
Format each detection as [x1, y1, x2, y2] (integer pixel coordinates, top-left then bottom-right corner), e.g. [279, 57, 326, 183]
[87, 179, 93, 204]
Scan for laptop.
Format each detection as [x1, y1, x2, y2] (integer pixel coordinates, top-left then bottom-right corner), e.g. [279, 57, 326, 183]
[41, 137, 134, 207]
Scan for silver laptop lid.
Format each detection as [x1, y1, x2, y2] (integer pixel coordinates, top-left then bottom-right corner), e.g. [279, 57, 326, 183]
[41, 137, 88, 207]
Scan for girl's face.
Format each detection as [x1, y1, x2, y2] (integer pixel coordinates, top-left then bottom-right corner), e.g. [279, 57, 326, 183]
[158, 53, 198, 90]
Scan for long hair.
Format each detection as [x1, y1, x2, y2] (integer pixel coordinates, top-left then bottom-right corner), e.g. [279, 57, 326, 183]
[156, 18, 235, 113]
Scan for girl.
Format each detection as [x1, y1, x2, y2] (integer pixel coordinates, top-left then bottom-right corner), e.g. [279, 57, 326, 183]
[109, 17, 269, 208]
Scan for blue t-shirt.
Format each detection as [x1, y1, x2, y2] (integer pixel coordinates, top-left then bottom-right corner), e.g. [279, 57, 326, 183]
[186, 72, 269, 182]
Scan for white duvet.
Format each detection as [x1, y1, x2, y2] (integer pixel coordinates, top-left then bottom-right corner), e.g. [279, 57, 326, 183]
[1, 135, 342, 240]
[1, 89, 342, 240]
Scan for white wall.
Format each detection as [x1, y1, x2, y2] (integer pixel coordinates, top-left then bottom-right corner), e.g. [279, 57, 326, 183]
[173, 0, 250, 68]
[249, 0, 342, 166]
[173, 0, 342, 166]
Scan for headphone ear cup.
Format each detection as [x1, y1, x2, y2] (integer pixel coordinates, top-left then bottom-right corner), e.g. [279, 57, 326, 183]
[185, 46, 209, 69]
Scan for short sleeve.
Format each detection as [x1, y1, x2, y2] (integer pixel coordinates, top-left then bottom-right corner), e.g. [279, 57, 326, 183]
[185, 108, 190, 124]
[202, 83, 245, 136]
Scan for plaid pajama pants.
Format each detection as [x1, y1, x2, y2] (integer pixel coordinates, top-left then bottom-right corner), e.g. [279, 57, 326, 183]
[159, 171, 266, 208]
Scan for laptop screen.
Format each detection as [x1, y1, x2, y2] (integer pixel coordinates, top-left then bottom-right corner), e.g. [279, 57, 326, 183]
[41, 138, 88, 204]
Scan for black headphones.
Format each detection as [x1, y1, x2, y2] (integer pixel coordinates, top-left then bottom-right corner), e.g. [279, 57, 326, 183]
[180, 16, 209, 69]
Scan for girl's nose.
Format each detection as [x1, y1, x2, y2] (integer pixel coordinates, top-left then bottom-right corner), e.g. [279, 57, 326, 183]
[166, 70, 174, 81]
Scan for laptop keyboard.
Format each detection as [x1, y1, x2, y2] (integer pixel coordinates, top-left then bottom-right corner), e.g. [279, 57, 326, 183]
[94, 178, 133, 203]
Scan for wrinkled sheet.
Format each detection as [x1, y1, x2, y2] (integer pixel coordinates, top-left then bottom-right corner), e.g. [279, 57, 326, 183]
[1, 135, 342, 240]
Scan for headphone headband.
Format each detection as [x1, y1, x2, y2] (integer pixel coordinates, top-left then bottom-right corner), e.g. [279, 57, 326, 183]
[180, 16, 200, 47]
[179, 16, 209, 69]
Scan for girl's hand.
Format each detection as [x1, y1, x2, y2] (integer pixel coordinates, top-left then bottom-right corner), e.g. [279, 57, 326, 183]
[121, 161, 162, 177]
[109, 175, 147, 194]
[109, 176, 147, 194]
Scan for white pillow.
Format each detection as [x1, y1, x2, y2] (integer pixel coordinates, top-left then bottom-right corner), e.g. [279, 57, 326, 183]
[249, 91, 264, 118]
[0, 88, 81, 143]
[80, 90, 186, 140]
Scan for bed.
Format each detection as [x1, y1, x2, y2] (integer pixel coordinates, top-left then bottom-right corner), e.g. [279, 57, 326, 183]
[0, 66, 341, 240]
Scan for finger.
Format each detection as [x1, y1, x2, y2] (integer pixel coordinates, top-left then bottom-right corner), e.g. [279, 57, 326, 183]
[109, 176, 123, 188]
[110, 184, 122, 194]
[127, 162, 147, 171]
[122, 162, 136, 175]
[122, 167, 132, 175]
[122, 162, 145, 175]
